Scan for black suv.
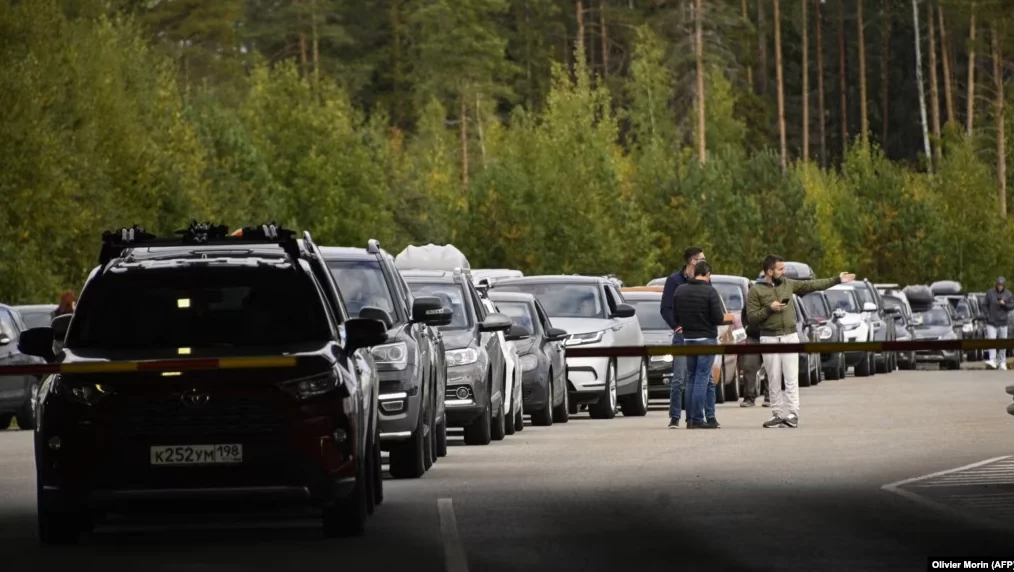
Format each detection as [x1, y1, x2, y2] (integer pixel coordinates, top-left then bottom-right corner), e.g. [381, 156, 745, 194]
[17, 223, 389, 544]
[0, 304, 48, 429]
[321, 241, 451, 479]
[398, 269, 511, 446]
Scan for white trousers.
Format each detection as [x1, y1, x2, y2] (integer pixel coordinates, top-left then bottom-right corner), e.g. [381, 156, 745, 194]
[986, 325, 1009, 365]
[760, 333, 800, 419]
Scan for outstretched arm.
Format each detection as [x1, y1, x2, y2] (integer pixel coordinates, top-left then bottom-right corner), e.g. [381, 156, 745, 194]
[790, 275, 845, 296]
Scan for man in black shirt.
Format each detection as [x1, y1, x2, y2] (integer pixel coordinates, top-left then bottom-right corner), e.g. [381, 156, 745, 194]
[672, 260, 725, 429]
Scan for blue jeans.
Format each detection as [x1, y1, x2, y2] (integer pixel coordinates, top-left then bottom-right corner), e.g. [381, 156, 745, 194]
[685, 338, 717, 425]
[669, 333, 687, 420]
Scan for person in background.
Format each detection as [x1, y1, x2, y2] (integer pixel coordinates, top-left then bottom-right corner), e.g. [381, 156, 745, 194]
[746, 255, 854, 429]
[52, 291, 76, 319]
[672, 260, 724, 429]
[984, 276, 1014, 370]
[660, 246, 706, 428]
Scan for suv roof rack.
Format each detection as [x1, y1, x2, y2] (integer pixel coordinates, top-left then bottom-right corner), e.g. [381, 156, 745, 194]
[99, 221, 302, 266]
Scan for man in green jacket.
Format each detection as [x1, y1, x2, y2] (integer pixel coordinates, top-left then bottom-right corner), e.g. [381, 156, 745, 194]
[746, 255, 855, 428]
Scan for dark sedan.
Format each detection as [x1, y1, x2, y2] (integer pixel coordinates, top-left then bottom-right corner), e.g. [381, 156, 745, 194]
[801, 292, 847, 380]
[620, 289, 677, 399]
[487, 291, 570, 426]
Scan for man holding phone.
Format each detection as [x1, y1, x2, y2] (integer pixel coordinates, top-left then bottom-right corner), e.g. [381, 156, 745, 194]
[984, 276, 1014, 370]
[746, 255, 855, 428]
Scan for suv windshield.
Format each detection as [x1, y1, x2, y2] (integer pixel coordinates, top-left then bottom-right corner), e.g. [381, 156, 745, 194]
[914, 308, 951, 326]
[630, 299, 669, 330]
[496, 301, 536, 333]
[801, 293, 829, 319]
[852, 284, 877, 308]
[826, 290, 859, 313]
[18, 309, 52, 329]
[712, 282, 744, 311]
[67, 268, 332, 349]
[953, 300, 971, 320]
[327, 259, 397, 319]
[406, 282, 472, 329]
[493, 283, 605, 319]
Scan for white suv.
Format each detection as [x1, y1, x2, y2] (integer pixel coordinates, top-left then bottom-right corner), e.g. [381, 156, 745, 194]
[827, 284, 877, 377]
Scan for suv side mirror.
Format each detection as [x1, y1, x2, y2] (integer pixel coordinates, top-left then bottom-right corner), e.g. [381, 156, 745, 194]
[610, 303, 636, 319]
[411, 296, 453, 326]
[18, 327, 56, 362]
[545, 327, 568, 341]
[862, 302, 878, 313]
[479, 313, 512, 332]
[345, 318, 388, 352]
[359, 306, 394, 329]
[505, 324, 531, 341]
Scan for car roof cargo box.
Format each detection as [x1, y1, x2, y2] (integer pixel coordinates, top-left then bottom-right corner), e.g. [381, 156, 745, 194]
[930, 280, 963, 295]
[904, 285, 935, 310]
[394, 244, 470, 272]
[783, 261, 816, 280]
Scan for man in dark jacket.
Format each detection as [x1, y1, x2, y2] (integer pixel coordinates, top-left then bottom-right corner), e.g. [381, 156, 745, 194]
[660, 246, 706, 428]
[984, 276, 1014, 370]
[746, 255, 854, 428]
[673, 260, 725, 429]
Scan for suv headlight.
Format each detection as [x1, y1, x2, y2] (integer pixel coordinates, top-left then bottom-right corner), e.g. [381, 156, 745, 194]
[962, 323, 973, 333]
[520, 354, 539, 372]
[371, 342, 408, 370]
[52, 375, 109, 406]
[446, 348, 479, 367]
[817, 326, 833, 340]
[564, 331, 605, 346]
[278, 371, 345, 400]
[843, 322, 861, 331]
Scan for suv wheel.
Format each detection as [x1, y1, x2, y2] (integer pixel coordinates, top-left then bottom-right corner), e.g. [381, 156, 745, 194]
[322, 454, 368, 538]
[589, 360, 617, 419]
[37, 486, 90, 545]
[372, 425, 384, 507]
[435, 416, 448, 457]
[463, 382, 492, 445]
[513, 397, 524, 432]
[389, 406, 427, 479]
[422, 406, 434, 471]
[620, 359, 649, 417]
[490, 394, 507, 441]
[531, 376, 554, 427]
[551, 373, 570, 423]
[855, 352, 872, 377]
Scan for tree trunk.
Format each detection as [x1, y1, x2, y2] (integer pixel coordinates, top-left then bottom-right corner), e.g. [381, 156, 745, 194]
[816, 0, 827, 167]
[299, 0, 307, 80]
[774, 0, 786, 171]
[857, 0, 868, 150]
[838, 0, 848, 154]
[938, 1, 956, 126]
[912, 0, 931, 166]
[881, 6, 891, 151]
[311, 0, 319, 86]
[476, 94, 487, 168]
[966, 4, 976, 136]
[695, 0, 706, 164]
[802, 0, 810, 163]
[743, 0, 753, 89]
[600, 0, 609, 78]
[928, 0, 941, 164]
[460, 96, 469, 193]
[576, 1, 585, 63]
[758, 0, 767, 94]
[993, 26, 1006, 217]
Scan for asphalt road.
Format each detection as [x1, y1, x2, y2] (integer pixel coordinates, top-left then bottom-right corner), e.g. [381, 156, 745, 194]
[2, 366, 1013, 572]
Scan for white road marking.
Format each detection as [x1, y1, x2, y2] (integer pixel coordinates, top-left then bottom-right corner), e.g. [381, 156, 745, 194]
[881, 456, 1013, 531]
[437, 498, 469, 572]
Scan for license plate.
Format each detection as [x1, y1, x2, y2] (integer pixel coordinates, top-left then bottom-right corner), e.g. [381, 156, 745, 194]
[150, 444, 243, 466]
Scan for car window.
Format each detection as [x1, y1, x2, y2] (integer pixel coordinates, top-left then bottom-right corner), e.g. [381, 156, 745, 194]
[607, 285, 625, 306]
[18, 309, 52, 329]
[0, 310, 18, 338]
[66, 268, 333, 350]
[913, 308, 951, 326]
[712, 282, 745, 312]
[630, 300, 669, 331]
[826, 290, 859, 313]
[328, 259, 398, 319]
[852, 284, 876, 307]
[534, 300, 553, 331]
[496, 302, 536, 333]
[493, 283, 606, 319]
[406, 282, 473, 330]
[468, 283, 487, 321]
[801, 294, 829, 318]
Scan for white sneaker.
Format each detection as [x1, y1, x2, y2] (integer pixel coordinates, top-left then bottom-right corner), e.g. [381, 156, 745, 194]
[1002, 362, 1009, 371]
[986, 360, 997, 370]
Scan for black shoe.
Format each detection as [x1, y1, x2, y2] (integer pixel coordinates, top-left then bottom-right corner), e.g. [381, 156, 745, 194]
[668, 417, 680, 429]
[686, 420, 703, 429]
[706, 418, 721, 428]
[763, 416, 785, 428]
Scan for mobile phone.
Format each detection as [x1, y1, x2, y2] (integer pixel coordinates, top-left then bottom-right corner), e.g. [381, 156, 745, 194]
[780, 298, 791, 304]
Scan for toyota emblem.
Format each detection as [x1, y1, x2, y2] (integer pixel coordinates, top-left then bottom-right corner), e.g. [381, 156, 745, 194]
[181, 390, 210, 408]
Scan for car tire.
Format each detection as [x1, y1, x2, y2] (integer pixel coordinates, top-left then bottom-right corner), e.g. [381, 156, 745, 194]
[372, 425, 384, 506]
[723, 361, 739, 401]
[366, 431, 377, 516]
[422, 405, 434, 471]
[875, 353, 888, 374]
[799, 357, 812, 387]
[514, 400, 524, 432]
[491, 380, 507, 441]
[531, 377, 553, 427]
[589, 360, 617, 420]
[621, 359, 649, 417]
[855, 352, 872, 377]
[428, 401, 439, 465]
[388, 407, 427, 479]
[435, 417, 448, 457]
[322, 453, 369, 538]
[504, 403, 516, 435]
[37, 486, 89, 545]
[838, 354, 847, 379]
[552, 374, 570, 424]
[463, 377, 493, 446]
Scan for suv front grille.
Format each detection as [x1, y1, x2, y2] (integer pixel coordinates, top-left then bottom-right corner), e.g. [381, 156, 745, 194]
[105, 395, 286, 438]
